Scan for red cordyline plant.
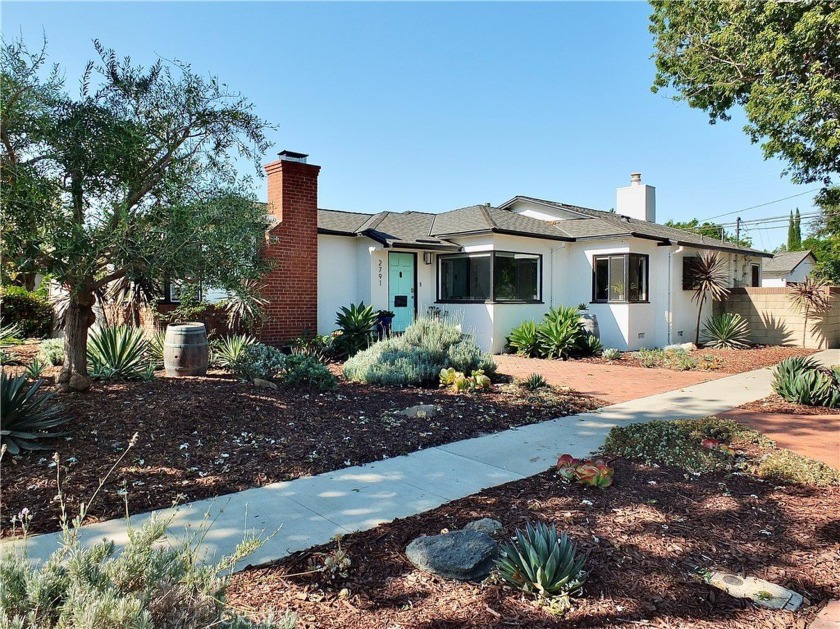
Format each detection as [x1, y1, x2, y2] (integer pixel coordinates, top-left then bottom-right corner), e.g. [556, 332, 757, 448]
[788, 276, 832, 346]
[685, 252, 731, 345]
[556, 454, 614, 488]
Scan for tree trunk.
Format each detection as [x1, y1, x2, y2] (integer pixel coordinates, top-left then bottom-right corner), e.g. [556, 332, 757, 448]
[803, 304, 810, 348]
[58, 290, 96, 392]
[694, 293, 706, 345]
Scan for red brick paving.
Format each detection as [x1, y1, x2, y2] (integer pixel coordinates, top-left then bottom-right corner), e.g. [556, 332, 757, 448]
[719, 409, 840, 469]
[494, 355, 721, 405]
[810, 599, 840, 629]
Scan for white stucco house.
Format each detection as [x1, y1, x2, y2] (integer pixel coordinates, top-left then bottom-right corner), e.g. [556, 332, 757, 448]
[256, 152, 770, 352]
[760, 250, 816, 287]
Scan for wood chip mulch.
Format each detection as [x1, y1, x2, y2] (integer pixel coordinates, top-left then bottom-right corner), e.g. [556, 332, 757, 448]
[227, 459, 840, 628]
[576, 346, 816, 374]
[0, 366, 601, 537]
[734, 393, 840, 416]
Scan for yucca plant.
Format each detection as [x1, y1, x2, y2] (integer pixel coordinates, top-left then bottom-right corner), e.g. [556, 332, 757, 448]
[24, 357, 47, 380]
[495, 521, 587, 600]
[685, 252, 730, 345]
[508, 320, 541, 357]
[702, 313, 750, 349]
[87, 326, 150, 380]
[788, 276, 832, 346]
[212, 333, 257, 369]
[334, 302, 378, 358]
[145, 330, 166, 369]
[521, 372, 548, 391]
[1, 372, 70, 454]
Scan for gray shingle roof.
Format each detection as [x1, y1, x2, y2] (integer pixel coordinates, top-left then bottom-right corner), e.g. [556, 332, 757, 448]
[763, 250, 814, 274]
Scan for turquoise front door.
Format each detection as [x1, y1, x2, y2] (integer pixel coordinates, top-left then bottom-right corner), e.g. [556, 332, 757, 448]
[388, 252, 415, 332]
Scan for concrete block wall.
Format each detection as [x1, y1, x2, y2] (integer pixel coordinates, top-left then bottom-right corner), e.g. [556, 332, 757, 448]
[714, 287, 840, 349]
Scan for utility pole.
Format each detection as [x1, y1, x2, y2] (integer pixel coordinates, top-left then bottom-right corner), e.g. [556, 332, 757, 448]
[735, 217, 741, 246]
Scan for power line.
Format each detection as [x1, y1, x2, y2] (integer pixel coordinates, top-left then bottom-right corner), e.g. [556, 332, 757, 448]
[700, 188, 822, 221]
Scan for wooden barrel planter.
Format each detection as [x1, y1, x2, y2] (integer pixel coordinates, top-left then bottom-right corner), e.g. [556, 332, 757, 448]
[164, 322, 209, 377]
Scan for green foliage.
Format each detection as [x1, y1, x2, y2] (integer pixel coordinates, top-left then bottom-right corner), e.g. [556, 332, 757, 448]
[507, 320, 541, 357]
[538, 306, 586, 360]
[334, 302, 378, 359]
[282, 354, 337, 391]
[0, 286, 53, 339]
[702, 313, 751, 349]
[213, 333, 258, 369]
[650, 1, 839, 193]
[753, 448, 840, 487]
[24, 357, 46, 380]
[229, 343, 286, 382]
[439, 368, 491, 393]
[601, 348, 621, 362]
[576, 332, 603, 357]
[0, 373, 70, 454]
[683, 252, 730, 345]
[521, 372, 548, 391]
[772, 356, 840, 408]
[38, 338, 64, 366]
[787, 209, 803, 251]
[343, 317, 495, 386]
[665, 218, 752, 248]
[290, 334, 333, 364]
[788, 276, 832, 344]
[495, 521, 587, 600]
[636, 347, 666, 368]
[0, 516, 297, 628]
[145, 331, 165, 370]
[0, 322, 23, 344]
[220, 279, 267, 334]
[87, 326, 150, 381]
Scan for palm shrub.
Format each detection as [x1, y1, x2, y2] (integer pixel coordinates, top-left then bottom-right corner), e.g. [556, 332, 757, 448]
[495, 521, 587, 601]
[0, 322, 22, 344]
[0, 373, 70, 454]
[772, 356, 840, 408]
[508, 320, 541, 357]
[213, 333, 257, 369]
[788, 276, 832, 346]
[24, 357, 47, 380]
[221, 278, 268, 334]
[38, 338, 65, 366]
[334, 302, 378, 359]
[87, 326, 150, 381]
[684, 252, 730, 345]
[702, 313, 750, 349]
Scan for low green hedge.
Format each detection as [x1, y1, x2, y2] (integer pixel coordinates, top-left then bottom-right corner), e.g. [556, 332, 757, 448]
[0, 286, 53, 339]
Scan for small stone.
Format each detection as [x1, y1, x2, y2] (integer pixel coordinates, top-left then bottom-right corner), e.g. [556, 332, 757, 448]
[398, 404, 440, 419]
[252, 378, 277, 390]
[707, 571, 803, 611]
[462, 518, 503, 535]
[68, 374, 91, 392]
[406, 530, 497, 581]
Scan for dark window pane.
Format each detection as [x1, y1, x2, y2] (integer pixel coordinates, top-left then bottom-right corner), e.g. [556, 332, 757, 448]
[609, 256, 625, 301]
[594, 258, 609, 301]
[628, 254, 647, 302]
[751, 264, 760, 287]
[440, 254, 491, 300]
[494, 252, 540, 301]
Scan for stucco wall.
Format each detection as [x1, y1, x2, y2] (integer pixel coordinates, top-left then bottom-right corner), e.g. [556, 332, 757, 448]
[714, 286, 840, 349]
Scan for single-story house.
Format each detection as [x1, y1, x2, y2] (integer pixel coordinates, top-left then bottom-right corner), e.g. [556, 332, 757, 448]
[249, 151, 772, 352]
[760, 250, 816, 287]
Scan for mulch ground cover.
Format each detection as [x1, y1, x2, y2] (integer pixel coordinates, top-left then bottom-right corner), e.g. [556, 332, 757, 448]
[576, 345, 815, 374]
[735, 393, 840, 416]
[0, 349, 601, 537]
[227, 459, 840, 629]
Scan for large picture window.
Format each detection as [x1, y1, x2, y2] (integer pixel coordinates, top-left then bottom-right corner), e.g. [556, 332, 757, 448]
[592, 254, 648, 303]
[438, 251, 541, 303]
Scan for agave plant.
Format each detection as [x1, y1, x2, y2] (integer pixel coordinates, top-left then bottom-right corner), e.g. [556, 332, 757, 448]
[212, 333, 257, 369]
[685, 252, 730, 345]
[334, 302, 378, 359]
[702, 313, 750, 349]
[87, 326, 150, 380]
[601, 348, 621, 362]
[495, 521, 588, 599]
[521, 372, 548, 391]
[575, 332, 603, 357]
[1, 373, 70, 454]
[788, 276, 832, 346]
[24, 357, 47, 380]
[508, 320, 541, 357]
[537, 317, 581, 360]
[772, 356, 840, 408]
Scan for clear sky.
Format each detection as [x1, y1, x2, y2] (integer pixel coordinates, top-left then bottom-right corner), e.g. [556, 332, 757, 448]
[3, 1, 820, 250]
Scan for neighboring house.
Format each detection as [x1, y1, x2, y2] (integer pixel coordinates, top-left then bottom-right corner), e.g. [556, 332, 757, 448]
[761, 250, 816, 287]
[259, 152, 770, 352]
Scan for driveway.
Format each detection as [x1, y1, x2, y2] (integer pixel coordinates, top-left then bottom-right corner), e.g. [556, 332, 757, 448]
[494, 355, 722, 405]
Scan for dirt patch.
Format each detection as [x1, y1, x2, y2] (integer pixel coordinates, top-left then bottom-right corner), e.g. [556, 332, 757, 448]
[228, 459, 839, 628]
[577, 345, 816, 374]
[0, 366, 601, 537]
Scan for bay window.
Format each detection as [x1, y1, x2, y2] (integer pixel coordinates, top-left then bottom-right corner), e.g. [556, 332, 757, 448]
[438, 251, 542, 303]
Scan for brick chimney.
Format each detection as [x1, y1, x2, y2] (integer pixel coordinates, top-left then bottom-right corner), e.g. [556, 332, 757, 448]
[260, 150, 321, 345]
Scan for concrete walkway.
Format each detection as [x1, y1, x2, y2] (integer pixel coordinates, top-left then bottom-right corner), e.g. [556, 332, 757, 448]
[7, 349, 838, 573]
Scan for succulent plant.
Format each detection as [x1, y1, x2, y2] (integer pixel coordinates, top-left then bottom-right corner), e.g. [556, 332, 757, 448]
[773, 356, 840, 408]
[521, 372, 548, 391]
[702, 313, 751, 349]
[1, 373, 70, 454]
[495, 521, 587, 599]
[556, 453, 614, 488]
[87, 325, 150, 380]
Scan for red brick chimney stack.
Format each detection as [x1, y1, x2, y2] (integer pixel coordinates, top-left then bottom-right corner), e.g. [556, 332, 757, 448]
[260, 150, 321, 345]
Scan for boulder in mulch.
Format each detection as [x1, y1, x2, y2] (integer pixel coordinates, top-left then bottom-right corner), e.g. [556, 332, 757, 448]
[397, 404, 440, 418]
[406, 530, 497, 581]
[252, 378, 278, 390]
[707, 571, 804, 611]
[462, 518, 503, 535]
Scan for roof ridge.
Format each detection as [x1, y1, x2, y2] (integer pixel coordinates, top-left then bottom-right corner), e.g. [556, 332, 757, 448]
[478, 204, 497, 229]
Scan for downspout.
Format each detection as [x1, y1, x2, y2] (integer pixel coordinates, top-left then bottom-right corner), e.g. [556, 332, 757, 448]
[667, 245, 684, 345]
[549, 244, 566, 308]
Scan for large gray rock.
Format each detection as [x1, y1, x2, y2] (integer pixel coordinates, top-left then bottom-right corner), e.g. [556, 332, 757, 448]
[398, 404, 440, 419]
[707, 571, 804, 611]
[406, 530, 497, 581]
[463, 518, 503, 535]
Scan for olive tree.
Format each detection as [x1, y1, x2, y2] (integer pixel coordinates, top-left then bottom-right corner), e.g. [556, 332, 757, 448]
[1, 38, 272, 390]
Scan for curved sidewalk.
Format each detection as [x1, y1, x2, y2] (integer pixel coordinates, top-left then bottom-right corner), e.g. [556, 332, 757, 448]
[6, 349, 837, 573]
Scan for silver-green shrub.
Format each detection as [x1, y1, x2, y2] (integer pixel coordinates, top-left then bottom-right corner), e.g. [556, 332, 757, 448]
[38, 338, 64, 366]
[229, 343, 286, 381]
